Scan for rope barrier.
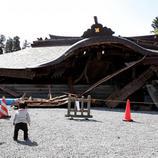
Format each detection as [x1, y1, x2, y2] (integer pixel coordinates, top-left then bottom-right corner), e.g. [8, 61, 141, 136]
[65, 93, 156, 106]
[91, 98, 156, 105]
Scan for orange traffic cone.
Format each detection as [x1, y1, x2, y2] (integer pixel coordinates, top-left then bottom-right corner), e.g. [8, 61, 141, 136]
[123, 99, 133, 122]
[0, 96, 10, 119]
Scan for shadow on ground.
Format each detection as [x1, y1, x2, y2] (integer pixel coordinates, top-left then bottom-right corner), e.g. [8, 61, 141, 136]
[0, 116, 11, 120]
[68, 118, 103, 123]
[16, 139, 38, 146]
[0, 142, 5, 145]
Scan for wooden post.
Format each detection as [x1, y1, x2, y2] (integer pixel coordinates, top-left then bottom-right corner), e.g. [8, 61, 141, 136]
[74, 97, 77, 116]
[81, 96, 84, 116]
[67, 94, 71, 116]
[48, 85, 52, 100]
[87, 95, 91, 116]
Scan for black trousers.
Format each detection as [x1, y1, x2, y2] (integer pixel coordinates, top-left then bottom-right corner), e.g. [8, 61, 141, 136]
[13, 123, 28, 140]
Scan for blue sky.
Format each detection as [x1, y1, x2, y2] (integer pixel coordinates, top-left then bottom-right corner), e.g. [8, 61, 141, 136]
[0, 0, 158, 43]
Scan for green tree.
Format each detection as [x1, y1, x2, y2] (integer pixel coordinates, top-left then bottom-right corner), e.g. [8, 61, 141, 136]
[151, 16, 158, 34]
[0, 34, 6, 54]
[5, 38, 13, 53]
[12, 36, 21, 52]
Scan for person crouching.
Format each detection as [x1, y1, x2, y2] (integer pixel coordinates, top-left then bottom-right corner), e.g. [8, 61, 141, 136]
[13, 102, 30, 141]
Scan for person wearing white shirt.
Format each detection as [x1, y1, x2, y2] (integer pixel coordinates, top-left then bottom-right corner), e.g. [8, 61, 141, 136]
[13, 102, 30, 141]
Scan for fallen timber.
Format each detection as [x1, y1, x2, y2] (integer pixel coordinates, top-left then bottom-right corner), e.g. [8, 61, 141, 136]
[105, 66, 156, 108]
[16, 95, 68, 108]
[81, 56, 146, 95]
[146, 81, 158, 109]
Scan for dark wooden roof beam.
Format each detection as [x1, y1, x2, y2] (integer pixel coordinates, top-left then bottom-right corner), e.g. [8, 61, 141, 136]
[0, 69, 35, 79]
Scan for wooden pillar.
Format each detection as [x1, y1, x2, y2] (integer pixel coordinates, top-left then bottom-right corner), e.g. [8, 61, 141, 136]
[81, 96, 84, 116]
[74, 97, 77, 116]
[67, 94, 71, 116]
[87, 95, 91, 116]
[48, 84, 52, 99]
[68, 76, 75, 93]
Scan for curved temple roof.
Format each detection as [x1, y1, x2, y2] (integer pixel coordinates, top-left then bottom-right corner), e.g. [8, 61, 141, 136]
[0, 46, 70, 69]
[29, 36, 158, 68]
[0, 36, 158, 70]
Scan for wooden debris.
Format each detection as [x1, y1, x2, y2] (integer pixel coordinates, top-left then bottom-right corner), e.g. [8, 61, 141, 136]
[0, 85, 20, 97]
[15, 95, 68, 108]
[81, 56, 146, 95]
[105, 66, 155, 108]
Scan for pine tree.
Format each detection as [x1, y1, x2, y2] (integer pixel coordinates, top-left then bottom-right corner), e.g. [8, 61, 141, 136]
[0, 34, 6, 54]
[5, 38, 13, 53]
[151, 16, 158, 34]
[12, 36, 21, 52]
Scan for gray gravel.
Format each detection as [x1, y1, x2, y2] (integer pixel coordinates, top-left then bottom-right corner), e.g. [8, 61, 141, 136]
[0, 107, 158, 158]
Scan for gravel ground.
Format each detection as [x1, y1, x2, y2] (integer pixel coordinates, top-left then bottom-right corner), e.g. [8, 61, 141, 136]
[0, 107, 158, 158]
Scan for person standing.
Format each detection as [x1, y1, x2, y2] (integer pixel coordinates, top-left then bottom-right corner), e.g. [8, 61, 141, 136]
[13, 102, 30, 141]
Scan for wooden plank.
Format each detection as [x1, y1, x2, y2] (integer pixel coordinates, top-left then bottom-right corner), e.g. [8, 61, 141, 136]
[105, 66, 155, 108]
[146, 84, 158, 108]
[81, 56, 146, 95]
[0, 84, 114, 99]
[0, 85, 20, 97]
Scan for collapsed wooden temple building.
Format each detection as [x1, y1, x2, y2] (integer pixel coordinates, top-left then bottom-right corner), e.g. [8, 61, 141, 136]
[0, 16, 158, 109]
